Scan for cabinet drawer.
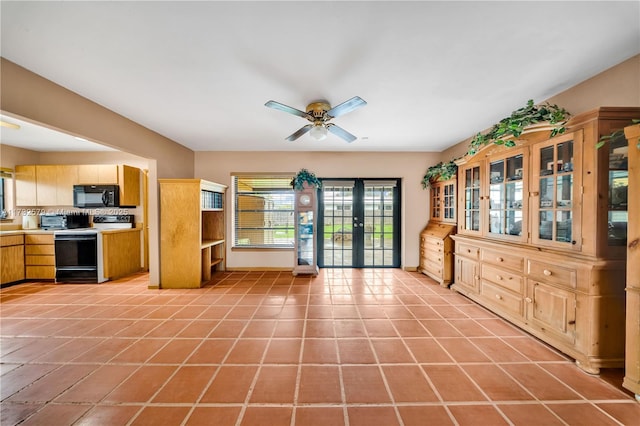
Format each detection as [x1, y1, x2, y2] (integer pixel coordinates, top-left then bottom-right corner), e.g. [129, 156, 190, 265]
[527, 260, 577, 289]
[25, 255, 55, 266]
[1, 235, 24, 246]
[26, 265, 55, 279]
[456, 242, 480, 260]
[480, 281, 524, 317]
[25, 234, 54, 245]
[481, 249, 524, 272]
[422, 237, 444, 251]
[423, 259, 442, 276]
[481, 264, 523, 293]
[25, 245, 55, 256]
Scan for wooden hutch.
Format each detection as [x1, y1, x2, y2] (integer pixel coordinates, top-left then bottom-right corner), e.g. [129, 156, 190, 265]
[419, 175, 457, 287]
[451, 107, 638, 374]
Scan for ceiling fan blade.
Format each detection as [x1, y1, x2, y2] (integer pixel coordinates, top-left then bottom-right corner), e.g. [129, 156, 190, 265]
[265, 100, 312, 120]
[285, 124, 313, 141]
[326, 96, 367, 118]
[326, 123, 357, 143]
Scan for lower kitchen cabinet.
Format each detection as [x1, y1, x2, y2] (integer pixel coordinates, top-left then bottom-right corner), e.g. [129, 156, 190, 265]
[1, 234, 25, 285]
[102, 228, 142, 280]
[24, 233, 55, 280]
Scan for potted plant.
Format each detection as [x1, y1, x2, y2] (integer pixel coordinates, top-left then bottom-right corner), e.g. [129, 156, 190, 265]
[422, 161, 458, 189]
[468, 99, 570, 155]
[291, 168, 322, 190]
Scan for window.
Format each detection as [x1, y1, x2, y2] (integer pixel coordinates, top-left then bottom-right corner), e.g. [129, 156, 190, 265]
[232, 174, 295, 248]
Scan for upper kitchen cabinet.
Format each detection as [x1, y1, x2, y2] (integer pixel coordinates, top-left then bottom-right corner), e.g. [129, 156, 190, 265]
[15, 164, 140, 207]
[78, 164, 140, 206]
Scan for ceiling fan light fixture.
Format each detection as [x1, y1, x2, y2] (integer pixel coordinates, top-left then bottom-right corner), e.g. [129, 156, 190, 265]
[310, 124, 328, 141]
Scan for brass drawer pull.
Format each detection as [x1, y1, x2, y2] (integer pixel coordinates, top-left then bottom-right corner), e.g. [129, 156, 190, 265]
[543, 269, 552, 276]
[496, 275, 503, 281]
[496, 257, 503, 262]
[525, 297, 532, 303]
[495, 294, 503, 300]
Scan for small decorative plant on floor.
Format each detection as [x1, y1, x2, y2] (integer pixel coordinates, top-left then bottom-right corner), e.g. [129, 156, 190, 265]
[468, 99, 570, 155]
[422, 160, 458, 189]
[291, 168, 322, 190]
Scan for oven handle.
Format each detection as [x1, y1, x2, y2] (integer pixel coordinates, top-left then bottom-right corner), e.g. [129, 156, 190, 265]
[55, 235, 97, 241]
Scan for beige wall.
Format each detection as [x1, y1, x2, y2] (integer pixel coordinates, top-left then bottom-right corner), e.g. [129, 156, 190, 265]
[439, 54, 640, 163]
[195, 151, 439, 269]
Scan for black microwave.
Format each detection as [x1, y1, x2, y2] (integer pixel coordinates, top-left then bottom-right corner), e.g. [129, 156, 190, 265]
[73, 185, 120, 208]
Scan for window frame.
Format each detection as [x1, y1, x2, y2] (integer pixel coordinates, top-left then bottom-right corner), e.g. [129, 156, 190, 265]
[231, 173, 296, 250]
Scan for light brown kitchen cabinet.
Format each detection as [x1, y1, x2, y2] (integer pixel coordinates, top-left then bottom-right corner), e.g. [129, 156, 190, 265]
[24, 233, 55, 279]
[623, 123, 640, 400]
[77, 164, 118, 184]
[419, 177, 456, 286]
[15, 163, 140, 207]
[102, 228, 142, 280]
[15, 165, 37, 206]
[159, 179, 226, 289]
[1, 234, 25, 285]
[451, 107, 638, 374]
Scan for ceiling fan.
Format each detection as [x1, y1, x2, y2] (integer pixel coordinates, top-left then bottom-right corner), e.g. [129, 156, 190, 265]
[265, 96, 367, 143]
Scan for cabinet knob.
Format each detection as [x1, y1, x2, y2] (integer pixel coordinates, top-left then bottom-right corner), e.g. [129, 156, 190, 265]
[496, 275, 503, 281]
[474, 275, 480, 280]
[525, 297, 532, 303]
[496, 257, 503, 262]
[543, 269, 552, 276]
[467, 249, 471, 253]
[495, 294, 503, 300]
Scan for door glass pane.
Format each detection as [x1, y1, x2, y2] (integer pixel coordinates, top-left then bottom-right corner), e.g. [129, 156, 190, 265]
[556, 174, 573, 208]
[556, 211, 572, 243]
[608, 133, 628, 246]
[540, 177, 554, 208]
[321, 183, 353, 267]
[464, 166, 481, 231]
[488, 154, 522, 237]
[506, 181, 523, 235]
[363, 181, 396, 267]
[539, 211, 553, 240]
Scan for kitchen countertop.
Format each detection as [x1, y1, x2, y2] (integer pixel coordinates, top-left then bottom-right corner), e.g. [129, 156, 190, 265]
[1, 227, 141, 236]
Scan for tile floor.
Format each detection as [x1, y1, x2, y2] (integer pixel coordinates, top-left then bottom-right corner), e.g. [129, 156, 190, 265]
[1, 269, 638, 426]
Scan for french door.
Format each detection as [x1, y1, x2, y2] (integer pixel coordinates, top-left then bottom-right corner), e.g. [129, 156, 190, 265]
[318, 178, 400, 268]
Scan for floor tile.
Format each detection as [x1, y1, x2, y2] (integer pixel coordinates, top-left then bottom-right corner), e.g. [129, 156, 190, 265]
[263, 338, 302, 364]
[547, 403, 620, 425]
[371, 338, 415, 363]
[462, 364, 534, 401]
[152, 365, 217, 403]
[18, 403, 91, 426]
[103, 365, 177, 403]
[56, 364, 137, 403]
[397, 405, 454, 426]
[7, 364, 96, 402]
[249, 365, 297, 403]
[240, 406, 292, 426]
[295, 407, 345, 426]
[185, 407, 241, 426]
[302, 338, 338, 364]
[383, 364, 439, 402]
[422, 364, 487, 402]
[224, 339, 268, 364]
[497, 403, 565, 425]
[337, 339, 377, 364]
[447, 404, 510, 426]
[130, 406, 191, 426]
[347, 406, 400, 426]
[186, 338, 234, 364]
[298, 365, 342, 403]
[200, 365, 258, 403]
[342, 365, 391, 403]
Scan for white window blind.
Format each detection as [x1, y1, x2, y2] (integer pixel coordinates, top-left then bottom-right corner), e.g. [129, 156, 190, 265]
[232, 174, 295, 248]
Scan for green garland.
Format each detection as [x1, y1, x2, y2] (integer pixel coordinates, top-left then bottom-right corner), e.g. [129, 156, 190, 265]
[422, 161, 457, 189]
[596, 119, 640, 150]
[291, 168, 322, 190]
[468, 100, 570, 155]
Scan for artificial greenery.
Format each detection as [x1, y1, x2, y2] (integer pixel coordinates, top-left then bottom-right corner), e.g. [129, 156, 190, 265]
[595, 119, 640, 150]
[291, 168, 322, 190]
[468, 99, 570, 155]
[422, 161, 458, 189]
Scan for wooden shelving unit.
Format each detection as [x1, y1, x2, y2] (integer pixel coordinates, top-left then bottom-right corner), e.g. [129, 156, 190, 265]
[159, 179, 226, 288]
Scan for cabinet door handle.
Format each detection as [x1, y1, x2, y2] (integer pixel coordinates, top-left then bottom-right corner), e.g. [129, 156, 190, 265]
[543, 269, 552, 276]
[530, 191, 539, 196]
[474, 275, 480, 280]
[525, 297, 532, 303]
[496, 257, 503, 262]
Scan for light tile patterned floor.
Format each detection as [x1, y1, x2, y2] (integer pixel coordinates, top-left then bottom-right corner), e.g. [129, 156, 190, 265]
[1, 269, 638, 425]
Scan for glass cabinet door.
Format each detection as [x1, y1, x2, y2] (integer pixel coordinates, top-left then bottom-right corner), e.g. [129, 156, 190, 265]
[430, 184, 441, 220]
[531, 131, 583, 249]
[443, 181, 456, 222]
[487, 150, 527, 241]
[607, 133, 628, 247]
[460, 163, 482, 234]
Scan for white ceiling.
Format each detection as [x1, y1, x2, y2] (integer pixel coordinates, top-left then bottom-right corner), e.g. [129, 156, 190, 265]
[1, 1, 639, 153]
